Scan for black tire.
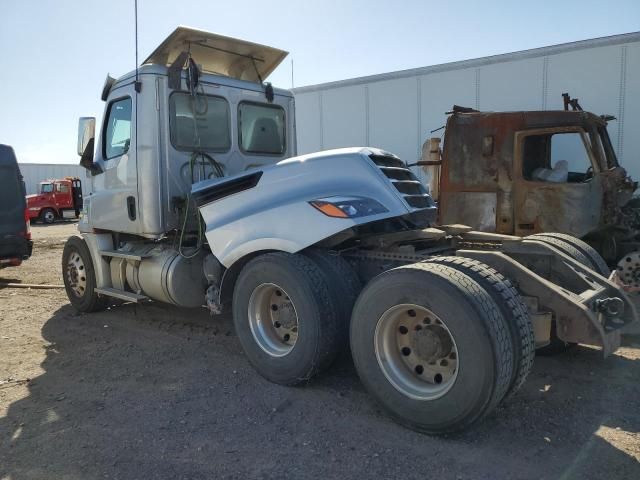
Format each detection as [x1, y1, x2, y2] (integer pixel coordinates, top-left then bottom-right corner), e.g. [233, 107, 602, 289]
[350, 262, 514, 434]
[62, 236, 107, 313]
[303, 249, 361, 345]
[40, 208, 56, 224]
[529, 233, 609, 277]
[232, 252, 341, 385]
[425, 256, 535, 397]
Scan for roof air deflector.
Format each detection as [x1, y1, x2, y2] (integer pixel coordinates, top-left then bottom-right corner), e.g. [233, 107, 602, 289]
[143, 26, 288, 83]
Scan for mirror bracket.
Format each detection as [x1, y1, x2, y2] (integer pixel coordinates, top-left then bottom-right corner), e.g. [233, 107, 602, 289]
[79, 138, 102, 175]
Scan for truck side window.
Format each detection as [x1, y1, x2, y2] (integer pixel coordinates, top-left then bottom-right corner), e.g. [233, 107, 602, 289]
[56, 183, 70, 193]
[522, 132, 593, 183]
[169, 93, 230, 152]
[238, 102, 285, 155]
[104, 97, 132, 160]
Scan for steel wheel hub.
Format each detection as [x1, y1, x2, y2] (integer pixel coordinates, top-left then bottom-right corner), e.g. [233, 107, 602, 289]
[248, 283, 299, 357]
[66, 251, 87, 298]
[617, 252, 640, 288]
[375, 304, 458, 400]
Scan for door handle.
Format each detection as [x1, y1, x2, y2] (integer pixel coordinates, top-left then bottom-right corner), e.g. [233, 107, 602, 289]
[127, 196, 136, 221]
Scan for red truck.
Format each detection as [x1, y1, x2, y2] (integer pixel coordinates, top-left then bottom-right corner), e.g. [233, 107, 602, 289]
[26, 177, 83, 224]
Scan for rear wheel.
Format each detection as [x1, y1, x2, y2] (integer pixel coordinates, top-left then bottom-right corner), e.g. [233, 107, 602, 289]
[62, 236, 107, 313]
[232, 252, 340, 385]
[425, 256, 535, 397]
[40, 208, 56, 224]
[350, 262, 514, 434]
[529, 233, 609, 277]
[303, 249, 361, 346]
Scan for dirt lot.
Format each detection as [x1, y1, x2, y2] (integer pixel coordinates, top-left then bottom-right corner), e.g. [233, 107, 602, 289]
[1, 222, 639, 479]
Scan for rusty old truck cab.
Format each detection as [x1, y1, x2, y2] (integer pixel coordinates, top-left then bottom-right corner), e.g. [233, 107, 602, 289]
[436, 109, 636, 264]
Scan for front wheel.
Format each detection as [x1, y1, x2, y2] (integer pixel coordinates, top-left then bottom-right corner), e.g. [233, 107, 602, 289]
[62, 236, 107, 313]
[40, 208, 56, 224]
[350, 262, 514, 434]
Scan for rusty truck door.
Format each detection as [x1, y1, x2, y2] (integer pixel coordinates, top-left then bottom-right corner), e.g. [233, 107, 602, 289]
[513, 127, 603, 238]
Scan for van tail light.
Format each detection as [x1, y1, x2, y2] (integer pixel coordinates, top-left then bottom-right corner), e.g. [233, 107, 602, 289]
[21, 208, 32, 240]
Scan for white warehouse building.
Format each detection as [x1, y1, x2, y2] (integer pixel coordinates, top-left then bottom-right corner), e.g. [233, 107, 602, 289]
[292, 32, 640, 181]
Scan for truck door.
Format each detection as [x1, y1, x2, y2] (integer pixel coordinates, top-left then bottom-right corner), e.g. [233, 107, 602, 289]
[513, 127, 603, 238]
[90, 92, 139, 232]
[71, 178, 83, 214]
[54, 182, 71, 209]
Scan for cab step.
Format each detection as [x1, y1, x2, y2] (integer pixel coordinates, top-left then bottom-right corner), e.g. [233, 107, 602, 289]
[95, 287, 149, 303]
[99, 250, 150, 261]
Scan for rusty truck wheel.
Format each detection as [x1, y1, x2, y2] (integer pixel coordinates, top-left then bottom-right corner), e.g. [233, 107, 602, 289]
[350, 262, 514, 434]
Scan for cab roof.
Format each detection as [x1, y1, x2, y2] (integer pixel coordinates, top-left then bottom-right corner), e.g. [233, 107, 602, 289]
[449, 109, 609, 129]
[143, 26, 288, 83]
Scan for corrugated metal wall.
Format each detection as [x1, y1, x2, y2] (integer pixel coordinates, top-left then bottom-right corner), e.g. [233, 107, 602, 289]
[18, 163, 91, 197]
[293, 33, 640, 182]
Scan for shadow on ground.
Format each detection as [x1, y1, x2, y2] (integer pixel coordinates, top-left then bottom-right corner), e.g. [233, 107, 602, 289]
[1, 303, 639, 479]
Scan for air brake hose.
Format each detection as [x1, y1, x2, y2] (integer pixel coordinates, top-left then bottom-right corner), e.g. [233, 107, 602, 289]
[177, 151, 224, 259]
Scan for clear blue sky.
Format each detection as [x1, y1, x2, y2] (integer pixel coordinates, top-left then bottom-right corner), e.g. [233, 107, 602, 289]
[1, 0, 638, 164]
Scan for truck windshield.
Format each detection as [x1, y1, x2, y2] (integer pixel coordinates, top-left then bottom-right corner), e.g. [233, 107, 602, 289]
[40, 183, 53, 193]
[238, 102, 285, 155]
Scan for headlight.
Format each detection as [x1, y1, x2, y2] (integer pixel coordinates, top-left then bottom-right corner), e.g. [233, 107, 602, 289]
[309, 196, 388, 218]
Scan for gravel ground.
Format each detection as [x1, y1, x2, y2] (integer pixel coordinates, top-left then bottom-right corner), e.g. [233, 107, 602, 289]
[0, 222, 639, 479]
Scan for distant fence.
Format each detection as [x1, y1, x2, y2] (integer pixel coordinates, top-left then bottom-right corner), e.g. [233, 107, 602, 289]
[18, 163, 91, 197]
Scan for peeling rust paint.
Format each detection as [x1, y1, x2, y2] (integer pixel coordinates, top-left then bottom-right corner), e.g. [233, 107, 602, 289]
[435, 109, 637, 262]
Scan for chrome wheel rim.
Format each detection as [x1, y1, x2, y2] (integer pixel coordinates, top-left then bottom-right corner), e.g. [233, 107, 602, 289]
[374, 304, 458, 400]
[248, 283, 299, 357]
[44, 211, 55, 223]
[66, 250, 87, 298]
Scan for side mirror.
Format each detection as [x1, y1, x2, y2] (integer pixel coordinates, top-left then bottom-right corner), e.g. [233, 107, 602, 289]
[77, 117, 95, 156]
[77, 117, 102, 175]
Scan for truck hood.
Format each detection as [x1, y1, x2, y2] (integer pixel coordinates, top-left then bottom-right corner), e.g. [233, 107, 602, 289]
[194, 147, 436, 267]
[26, 194, 46, 203]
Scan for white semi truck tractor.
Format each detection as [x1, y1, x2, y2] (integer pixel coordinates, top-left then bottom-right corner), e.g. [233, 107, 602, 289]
[64, 27, 637, 434]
